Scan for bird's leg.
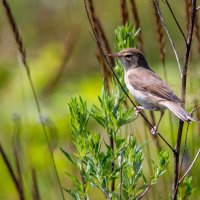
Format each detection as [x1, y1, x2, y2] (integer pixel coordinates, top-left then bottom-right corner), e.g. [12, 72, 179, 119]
[151, 110, 165, 135]
[134, 106, 144, 117]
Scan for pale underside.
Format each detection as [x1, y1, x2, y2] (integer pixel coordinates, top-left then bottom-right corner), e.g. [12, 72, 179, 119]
[124, 67, 182, 111]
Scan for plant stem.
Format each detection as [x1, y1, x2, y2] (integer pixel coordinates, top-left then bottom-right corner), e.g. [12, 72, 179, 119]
[172, 1, 196, 199]
[110, 132, 115, 192]
[179, 149, 200, 184]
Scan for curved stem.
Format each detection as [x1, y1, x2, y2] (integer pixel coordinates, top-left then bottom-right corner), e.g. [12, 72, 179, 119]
[153, 0, 183, 78]
[179, 149, 200, 184]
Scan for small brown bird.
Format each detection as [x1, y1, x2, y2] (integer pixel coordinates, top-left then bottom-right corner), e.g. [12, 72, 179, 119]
[109, 48, 197, 133]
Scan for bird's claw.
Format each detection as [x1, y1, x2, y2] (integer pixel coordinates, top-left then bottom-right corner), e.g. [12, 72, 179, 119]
[151, 125, 158, 135]
[134, 106, 143, 117]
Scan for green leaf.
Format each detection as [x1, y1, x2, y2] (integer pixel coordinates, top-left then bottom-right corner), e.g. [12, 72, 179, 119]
[60, 147, 78, 167]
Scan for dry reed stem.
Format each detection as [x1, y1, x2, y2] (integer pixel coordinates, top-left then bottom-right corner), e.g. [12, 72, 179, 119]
[0, 143, 25, 200]
[185, 0, 192, 33]
[87, 0, 111, 91]
[130, 0, 143, 51]
[2, 0, 29, 75]
[13, 145, 24, 200]
[153, 1, 166, 68]
[2, 0, 65, 199]
[32, 169, 41, 200]
[120, 0, 129, 25]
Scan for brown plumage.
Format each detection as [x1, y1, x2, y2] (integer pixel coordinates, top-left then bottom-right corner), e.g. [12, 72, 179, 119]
[109, 48, 197, 124]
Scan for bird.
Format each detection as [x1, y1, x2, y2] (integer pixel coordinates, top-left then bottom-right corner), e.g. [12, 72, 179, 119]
[109, 48, 198, 134]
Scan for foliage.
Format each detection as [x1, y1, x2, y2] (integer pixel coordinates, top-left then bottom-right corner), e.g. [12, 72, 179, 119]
[62, 94, 169, 199]
[177, 176, 195, 200]
[61, 24, 169, 199]
[114, 24, 137, 84]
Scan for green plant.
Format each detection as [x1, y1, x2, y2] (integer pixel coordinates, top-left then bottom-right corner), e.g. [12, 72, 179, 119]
[62, 25, 169, 199]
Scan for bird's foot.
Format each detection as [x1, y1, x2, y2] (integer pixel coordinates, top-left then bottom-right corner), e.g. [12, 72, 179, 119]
[134, 106, 144, 117]
[151, 125, 158, 135]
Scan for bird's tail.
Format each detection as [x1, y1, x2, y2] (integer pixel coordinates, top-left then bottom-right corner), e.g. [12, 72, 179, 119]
[160, 101, 198, 123]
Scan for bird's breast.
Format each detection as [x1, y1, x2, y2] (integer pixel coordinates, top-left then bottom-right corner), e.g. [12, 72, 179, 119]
[124, 75, 166, 110]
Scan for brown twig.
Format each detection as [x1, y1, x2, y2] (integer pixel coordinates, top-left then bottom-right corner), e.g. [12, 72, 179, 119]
[84, 0, 174, 153]
[173, 1, 197, 199]
[1, 0, 65, 199]
[130, 0, 143, 51]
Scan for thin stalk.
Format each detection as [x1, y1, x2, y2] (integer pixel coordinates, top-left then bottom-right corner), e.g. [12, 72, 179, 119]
[172, 1, 196, 199]
[153, 0, 183, 78]
[1, 0, 65, 199]
[32, 169, 41, 200]
[0, 143, 24, 200]
[179, 149, 200, 184]
[119, 152, 123, 200]
[165, 0, 187, 44]
[81, 162, 87, 200]
[179, 124, 190, 178]
[120, 0, 129, 25]
[109, 131, 115, 192]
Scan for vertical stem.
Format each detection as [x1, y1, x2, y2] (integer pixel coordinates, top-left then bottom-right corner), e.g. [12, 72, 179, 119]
[172, 1, 196, 199]
[119, 152, 123, 200]
[81, 162, 87, 200]
[110, 132, 115, 192]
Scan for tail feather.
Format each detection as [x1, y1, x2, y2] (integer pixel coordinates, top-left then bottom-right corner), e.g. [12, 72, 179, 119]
[160, 101, 198, 123]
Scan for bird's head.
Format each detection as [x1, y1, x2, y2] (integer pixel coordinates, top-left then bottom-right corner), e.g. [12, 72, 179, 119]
[109, 48, 150, 71]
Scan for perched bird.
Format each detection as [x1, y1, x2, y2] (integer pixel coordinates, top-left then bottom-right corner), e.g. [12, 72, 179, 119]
[109, 48, 198, 133]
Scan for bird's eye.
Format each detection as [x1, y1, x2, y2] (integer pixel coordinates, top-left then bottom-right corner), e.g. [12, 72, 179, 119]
[124, 54, 132, 58]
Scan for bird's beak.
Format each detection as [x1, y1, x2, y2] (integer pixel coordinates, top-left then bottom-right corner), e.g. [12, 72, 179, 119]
[108, 53, 121, 57]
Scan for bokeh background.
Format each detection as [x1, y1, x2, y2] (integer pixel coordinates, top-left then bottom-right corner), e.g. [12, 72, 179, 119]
[0, 0, 200, 199]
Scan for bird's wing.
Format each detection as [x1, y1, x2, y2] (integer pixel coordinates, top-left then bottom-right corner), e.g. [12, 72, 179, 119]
[127, 67, 182, 103]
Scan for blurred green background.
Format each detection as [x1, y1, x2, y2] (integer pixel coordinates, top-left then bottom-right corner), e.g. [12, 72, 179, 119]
[0, 0, 200, 199]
